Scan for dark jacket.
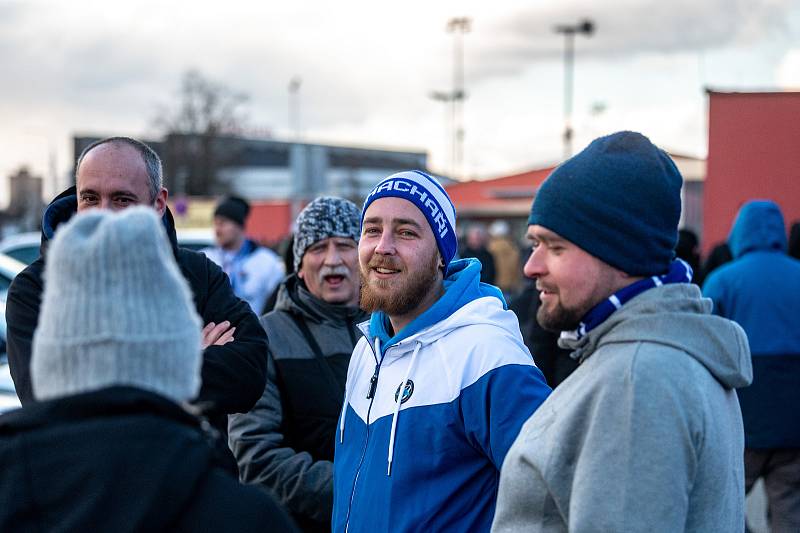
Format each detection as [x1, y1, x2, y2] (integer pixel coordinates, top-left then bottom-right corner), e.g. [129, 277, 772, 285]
[229, 274, 366, 532]
[459, 245, 496, 285]
[6, 187, 268, 421]
[509, 281, 578, 388]
[0, 386, 297, 533]
[703, 200, 800, 448]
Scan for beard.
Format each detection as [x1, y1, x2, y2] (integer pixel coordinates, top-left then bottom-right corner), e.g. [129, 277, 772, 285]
[535, 290, 586, 333]
[360, 251, 440, 316]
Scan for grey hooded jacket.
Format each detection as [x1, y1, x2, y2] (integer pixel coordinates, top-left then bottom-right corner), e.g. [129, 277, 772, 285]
[492, 284, 753, 533]
[228, 275, 366, 532]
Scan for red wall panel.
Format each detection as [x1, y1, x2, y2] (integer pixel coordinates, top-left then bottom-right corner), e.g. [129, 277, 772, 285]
[704, 91, 800, 254]
[246, 201, 292, 246]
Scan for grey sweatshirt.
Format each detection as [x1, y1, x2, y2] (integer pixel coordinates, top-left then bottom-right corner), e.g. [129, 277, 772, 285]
[492, 284, 752, 533]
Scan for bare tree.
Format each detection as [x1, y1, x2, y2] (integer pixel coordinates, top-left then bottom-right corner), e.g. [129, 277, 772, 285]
[154, 69, 249, 196]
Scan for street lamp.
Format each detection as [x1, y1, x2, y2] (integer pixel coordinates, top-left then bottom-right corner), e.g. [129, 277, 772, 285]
[430, 90, 455, 177]
[288, 76, 302, 142]
[554, 19, 594, 159]
[447, 17, 470, 180]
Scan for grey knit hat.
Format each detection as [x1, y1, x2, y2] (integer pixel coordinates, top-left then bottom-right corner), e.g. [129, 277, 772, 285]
[293, 197, 360, 272]
[31, 206, 202, 403]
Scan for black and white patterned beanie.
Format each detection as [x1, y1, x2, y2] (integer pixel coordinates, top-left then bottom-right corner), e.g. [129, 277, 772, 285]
[293, 197, 360, 272]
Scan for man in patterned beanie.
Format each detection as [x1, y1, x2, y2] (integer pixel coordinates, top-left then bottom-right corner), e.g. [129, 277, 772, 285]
[229, 197, 367, 532]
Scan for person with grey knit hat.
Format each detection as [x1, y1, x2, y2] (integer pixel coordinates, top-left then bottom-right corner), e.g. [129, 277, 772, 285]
[229, 196, 366, 532]
[492, 131, 753, 532]
[31, 206, 202, 403]
[6, 136, 269, 437]
[0, 207, 297, 532]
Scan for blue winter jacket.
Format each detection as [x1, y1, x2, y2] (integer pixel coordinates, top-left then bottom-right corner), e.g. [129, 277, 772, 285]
[332, 259, 551, 532]
[703, 200, 800, 448]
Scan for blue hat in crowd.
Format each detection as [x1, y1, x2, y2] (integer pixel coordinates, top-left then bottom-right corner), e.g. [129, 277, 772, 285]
[529, 131, 682, 276]
[362, 170, 457, 273]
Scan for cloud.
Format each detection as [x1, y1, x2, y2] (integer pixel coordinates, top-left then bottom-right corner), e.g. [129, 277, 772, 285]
[470, 0, 796, 81]
[1, 0, 795, 194]
[776, 49, 800, 88]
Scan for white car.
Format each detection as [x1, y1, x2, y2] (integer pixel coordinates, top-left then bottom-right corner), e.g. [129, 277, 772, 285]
[176, 228, 214, 252]
[0, 358, 20, 413]
[0, 232, 40, 265]
[0, 228, 214, 266]
[0, 302, 21, 413]
[0, 253, 26, 300]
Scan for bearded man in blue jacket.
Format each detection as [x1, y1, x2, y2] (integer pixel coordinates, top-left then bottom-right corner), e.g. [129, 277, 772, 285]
[332, 170, 551, 532]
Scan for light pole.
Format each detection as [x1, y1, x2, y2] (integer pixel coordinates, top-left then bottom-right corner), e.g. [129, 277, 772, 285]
[430, 90, 455, 177]
[554, 19, 594, 159]
[288, 76, 302, 142]
[447, 17, 470, 180]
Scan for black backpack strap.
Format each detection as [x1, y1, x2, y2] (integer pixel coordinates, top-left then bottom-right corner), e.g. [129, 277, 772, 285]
[288, 313, 345, 398]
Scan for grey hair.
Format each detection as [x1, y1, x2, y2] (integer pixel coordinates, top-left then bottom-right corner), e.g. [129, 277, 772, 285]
[76, 136, 163, 202]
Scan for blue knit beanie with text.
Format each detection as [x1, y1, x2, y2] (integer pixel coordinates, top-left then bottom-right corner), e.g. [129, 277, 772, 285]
[362, 170, 457, 273]
[529, 131, 682, 276]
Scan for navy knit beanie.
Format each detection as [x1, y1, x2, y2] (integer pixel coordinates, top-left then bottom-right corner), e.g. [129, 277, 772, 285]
[529, 131, 682, 276]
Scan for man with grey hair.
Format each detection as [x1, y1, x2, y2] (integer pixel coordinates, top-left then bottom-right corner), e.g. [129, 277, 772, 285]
[6, 136, 268, 431]
[0, 207, 296, 532]
[229, 197, 366, 532]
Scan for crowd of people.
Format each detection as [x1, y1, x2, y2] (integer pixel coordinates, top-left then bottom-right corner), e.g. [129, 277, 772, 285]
[0, 131, 796, 532]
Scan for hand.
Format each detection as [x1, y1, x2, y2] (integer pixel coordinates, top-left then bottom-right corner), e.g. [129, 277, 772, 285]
[201, 321, 236, 349]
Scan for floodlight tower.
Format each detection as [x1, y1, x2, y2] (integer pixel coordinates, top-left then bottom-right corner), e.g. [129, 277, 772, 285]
[288, 76, 302, 142]
[554, 19, 594, 159]
[447, 17, 471, 179]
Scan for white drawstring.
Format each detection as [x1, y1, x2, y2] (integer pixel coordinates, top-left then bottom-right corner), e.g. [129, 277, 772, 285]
[387, 341, 421, 476]
[340, 337, 381, 443]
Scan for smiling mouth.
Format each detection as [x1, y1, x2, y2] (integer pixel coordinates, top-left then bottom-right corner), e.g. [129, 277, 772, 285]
[537, 284, 558, 299]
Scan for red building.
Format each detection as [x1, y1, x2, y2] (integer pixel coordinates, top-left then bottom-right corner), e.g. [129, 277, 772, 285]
[445, 153, 705, 241]
[247, 201, 293, 245]
[445, 167, 554, 220]
[704, 90, 800, 253]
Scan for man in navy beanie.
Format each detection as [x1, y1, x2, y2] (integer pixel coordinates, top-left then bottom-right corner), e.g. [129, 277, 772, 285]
[492, 131, 753, 532]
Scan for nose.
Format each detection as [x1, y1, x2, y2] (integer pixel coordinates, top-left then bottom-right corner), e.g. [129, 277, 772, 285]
[523, 247, 546, 279]
[374, 230, 396, 256]
[323, 243, 343, 265]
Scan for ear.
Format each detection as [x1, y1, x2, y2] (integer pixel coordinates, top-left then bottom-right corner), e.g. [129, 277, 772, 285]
[154, 187, 168, 217]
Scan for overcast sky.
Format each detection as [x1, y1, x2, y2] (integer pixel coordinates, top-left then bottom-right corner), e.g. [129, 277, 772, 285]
[1, 0, 799, 202]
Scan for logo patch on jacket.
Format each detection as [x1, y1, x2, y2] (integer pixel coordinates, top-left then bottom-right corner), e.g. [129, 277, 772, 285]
[394, 380, 414, 404]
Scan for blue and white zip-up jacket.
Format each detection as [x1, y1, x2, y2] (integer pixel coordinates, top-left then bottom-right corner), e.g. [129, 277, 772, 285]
[332, 259, 551, 532]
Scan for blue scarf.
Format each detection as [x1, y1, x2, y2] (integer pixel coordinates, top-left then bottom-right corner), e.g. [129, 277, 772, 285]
[565, 259, 693, 340]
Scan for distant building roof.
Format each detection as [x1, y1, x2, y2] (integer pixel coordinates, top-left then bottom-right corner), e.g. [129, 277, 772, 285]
[445, 167, 554, 218]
